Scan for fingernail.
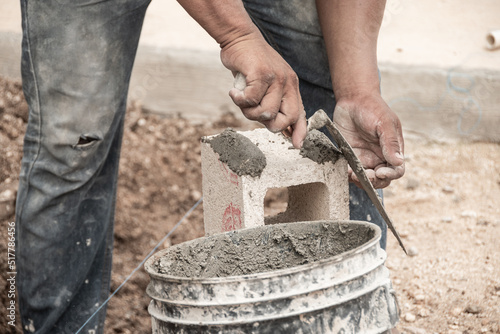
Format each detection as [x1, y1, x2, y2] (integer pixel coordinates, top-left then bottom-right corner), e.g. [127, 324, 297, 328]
[395, 152, 405, 161]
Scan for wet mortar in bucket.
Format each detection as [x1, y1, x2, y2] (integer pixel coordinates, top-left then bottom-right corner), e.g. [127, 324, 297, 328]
[153, 220, 369, 278]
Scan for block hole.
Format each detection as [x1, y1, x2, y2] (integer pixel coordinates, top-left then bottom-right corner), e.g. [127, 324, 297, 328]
[264, 187, 288, 219]
[265, 182, 330, 225]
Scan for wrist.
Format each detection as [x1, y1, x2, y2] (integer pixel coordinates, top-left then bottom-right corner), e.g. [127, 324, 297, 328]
[218, 26, 263, 51]
[333, 71, 381, 102]
[334, 87, 382, 107]
[177, 0, 260, 51]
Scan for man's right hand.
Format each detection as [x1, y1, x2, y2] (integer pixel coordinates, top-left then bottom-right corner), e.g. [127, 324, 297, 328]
[220, 33, 307, 149]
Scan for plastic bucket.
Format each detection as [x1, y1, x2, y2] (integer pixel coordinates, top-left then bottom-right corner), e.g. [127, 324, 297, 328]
[144, 220, 399, 333]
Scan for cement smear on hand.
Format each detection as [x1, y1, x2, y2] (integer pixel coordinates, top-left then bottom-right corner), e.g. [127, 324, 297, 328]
[205, 128, 266, 177]
[154, 221, 375, 278]
[300, 129, 341, 164]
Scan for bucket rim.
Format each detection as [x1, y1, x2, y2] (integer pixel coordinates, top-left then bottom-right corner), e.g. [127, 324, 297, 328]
[144, 219, 381, 283]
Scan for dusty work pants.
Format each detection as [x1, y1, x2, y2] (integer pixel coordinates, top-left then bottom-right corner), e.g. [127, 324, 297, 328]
[16, 0, 386, 333]
[16, 0, 151, 333]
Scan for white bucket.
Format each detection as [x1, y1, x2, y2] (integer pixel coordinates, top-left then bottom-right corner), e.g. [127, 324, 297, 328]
[145, 220, 399, 333]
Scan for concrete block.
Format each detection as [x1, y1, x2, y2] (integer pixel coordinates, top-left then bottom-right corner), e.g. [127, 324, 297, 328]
[201, 129, 349, 236]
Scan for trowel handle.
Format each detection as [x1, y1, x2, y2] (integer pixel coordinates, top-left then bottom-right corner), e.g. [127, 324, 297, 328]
[233, 72, 247, 91]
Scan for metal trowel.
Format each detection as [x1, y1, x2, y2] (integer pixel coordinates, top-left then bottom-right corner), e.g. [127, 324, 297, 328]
[308, 109, 407, 254]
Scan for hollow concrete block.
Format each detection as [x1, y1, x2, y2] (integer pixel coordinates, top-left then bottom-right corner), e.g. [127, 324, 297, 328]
[201, 129, 349, 236]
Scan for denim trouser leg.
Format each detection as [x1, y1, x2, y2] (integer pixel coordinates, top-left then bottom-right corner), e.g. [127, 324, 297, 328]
[16, 1, 150, 333]
[243, 0, 387, 249]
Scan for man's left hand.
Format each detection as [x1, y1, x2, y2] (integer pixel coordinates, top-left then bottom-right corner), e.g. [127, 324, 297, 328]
[333, 94, 405, 189]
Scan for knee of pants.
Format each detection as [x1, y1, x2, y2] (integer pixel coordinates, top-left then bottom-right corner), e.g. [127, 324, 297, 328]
[17, 114, 122, 241]
[34, 110, 123, 185]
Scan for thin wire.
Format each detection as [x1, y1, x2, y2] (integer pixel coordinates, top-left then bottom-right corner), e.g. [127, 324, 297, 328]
[75, 197, 203, 334]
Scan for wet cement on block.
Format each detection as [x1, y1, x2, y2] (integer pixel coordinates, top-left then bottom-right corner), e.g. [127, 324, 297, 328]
[154, 221, 375, 278]
[204, 128, 266, 177]
[300, 129, 342, 165]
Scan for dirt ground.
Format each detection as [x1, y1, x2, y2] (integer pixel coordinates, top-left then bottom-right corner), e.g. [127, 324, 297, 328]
[1, 76, 499, 334]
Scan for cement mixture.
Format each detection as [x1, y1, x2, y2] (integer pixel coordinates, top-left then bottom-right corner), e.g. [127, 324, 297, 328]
[300, 129, 342, 165]
[154, 221, 375, 278]
[204, 128, 266, 177]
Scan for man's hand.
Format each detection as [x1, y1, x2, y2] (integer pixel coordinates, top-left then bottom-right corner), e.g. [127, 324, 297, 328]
[334, 94, 405, 188]
[221, 34, 307, 148]
[176, 0, 306, 148]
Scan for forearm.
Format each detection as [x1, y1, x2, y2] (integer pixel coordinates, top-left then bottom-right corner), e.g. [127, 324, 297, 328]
[176, 0, 261, 49]
[315, 0, 386, 100]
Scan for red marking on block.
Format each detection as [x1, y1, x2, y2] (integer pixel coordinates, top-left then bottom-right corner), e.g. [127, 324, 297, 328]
[222, 203, 242, 232]
[219, 161, 239, 186]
